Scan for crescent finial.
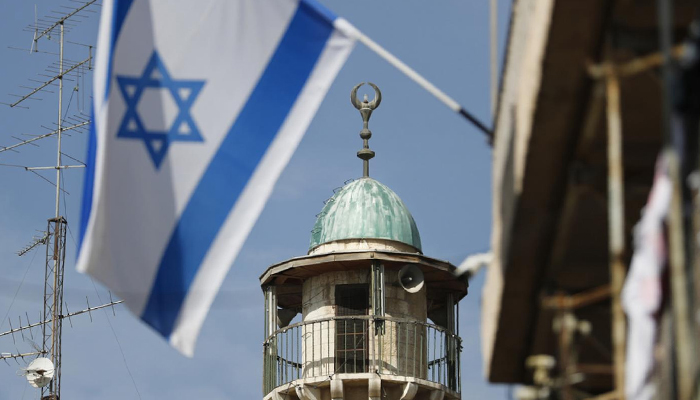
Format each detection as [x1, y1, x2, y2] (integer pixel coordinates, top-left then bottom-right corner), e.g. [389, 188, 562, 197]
[366, 82, 381, 109]
[351, 82, 364, 110]
[350, 82, 381, 178]
[350, 82, 381, 110]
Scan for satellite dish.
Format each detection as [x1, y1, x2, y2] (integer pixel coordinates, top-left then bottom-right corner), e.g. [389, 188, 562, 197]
[23, 357, 54, 388]
[398, 264, 425, 293]
[277, 308, 298, 328]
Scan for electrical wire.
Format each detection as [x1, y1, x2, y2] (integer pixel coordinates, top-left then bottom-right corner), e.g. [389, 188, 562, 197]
[28, 169, 68, 194]
[88, 278, 143, 400]
[0, 247, 39, 332]
[60, 151, 84, 166]
[62, 85, 76, 124]
[59, 172, 142, 399]
[61, 169, 68, 221]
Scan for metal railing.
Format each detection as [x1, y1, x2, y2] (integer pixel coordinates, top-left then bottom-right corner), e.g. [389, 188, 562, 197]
[262, 316, 461, 395]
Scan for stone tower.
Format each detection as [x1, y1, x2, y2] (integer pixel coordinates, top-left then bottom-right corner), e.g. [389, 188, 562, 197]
[260, 83, 468, 400]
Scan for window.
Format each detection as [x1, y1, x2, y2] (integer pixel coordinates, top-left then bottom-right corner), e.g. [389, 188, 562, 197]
[335, 284, 368, 373]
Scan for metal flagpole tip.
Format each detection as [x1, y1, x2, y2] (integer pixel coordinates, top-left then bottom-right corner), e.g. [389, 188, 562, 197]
[351, 82, 381, 177]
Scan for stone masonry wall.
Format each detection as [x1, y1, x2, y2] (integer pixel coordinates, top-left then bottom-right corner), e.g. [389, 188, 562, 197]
[300, 267, 427, 379]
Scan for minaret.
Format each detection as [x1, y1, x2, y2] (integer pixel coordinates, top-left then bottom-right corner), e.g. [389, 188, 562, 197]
[260, 83, 468, 400]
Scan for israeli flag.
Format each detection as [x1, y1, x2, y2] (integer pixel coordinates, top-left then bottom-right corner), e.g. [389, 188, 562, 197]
[77, 0, 356, 356]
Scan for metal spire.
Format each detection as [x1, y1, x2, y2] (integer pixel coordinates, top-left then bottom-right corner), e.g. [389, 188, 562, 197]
[351, 82, 381, 177]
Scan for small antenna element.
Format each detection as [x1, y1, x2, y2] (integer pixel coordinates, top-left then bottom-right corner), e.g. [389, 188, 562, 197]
[351, 82, 381, 177]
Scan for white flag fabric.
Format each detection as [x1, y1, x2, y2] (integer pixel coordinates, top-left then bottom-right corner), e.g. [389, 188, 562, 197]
[622, 154, 672, 400]
[77, 0, 356, 356]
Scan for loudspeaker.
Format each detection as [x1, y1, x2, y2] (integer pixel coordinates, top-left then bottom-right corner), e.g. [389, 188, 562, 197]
[277, 308, 298, 328]
[398, 264, 424, 293]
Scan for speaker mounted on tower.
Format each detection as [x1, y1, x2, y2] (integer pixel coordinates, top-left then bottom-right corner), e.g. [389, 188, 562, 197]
[397, 264, 425, 293]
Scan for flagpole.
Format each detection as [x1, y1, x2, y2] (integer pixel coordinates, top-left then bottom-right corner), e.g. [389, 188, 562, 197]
[338, 20, 493, 138]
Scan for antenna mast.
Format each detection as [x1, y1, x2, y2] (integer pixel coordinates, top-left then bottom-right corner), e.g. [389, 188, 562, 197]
[0, 2, 100, 399]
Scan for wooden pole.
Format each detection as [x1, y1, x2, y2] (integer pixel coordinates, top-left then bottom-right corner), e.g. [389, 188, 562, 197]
[667, 147, 695, 400]
[490, 0, 498, 116]
[605, 71, 626, 400]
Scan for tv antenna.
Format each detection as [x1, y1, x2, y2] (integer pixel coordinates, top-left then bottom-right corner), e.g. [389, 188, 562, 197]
[0, 2, 125, 399]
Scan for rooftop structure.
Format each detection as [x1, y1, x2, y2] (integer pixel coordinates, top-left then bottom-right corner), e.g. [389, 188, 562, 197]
[483, 1, 700, 398]
[309, 177, 422, 254]
[260, 83, 468, 400]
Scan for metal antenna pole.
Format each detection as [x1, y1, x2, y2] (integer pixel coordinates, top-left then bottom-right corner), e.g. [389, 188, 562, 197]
[0, 3, 102, 397]
[43, 20, 67, 400]
[42, 217, 66, 399]
[55, 21, 64, 220]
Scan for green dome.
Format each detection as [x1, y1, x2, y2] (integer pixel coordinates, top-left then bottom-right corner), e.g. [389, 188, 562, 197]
[309, 178, 422, 252]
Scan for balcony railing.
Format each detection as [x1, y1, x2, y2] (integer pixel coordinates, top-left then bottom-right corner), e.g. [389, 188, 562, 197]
[262, 316, 461, 395]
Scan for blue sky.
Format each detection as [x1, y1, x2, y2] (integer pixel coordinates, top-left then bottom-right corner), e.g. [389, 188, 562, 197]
[0, 1, 512, 398]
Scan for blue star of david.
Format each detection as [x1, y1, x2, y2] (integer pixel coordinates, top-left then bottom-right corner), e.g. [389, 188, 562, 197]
[116, 51, 205, 168]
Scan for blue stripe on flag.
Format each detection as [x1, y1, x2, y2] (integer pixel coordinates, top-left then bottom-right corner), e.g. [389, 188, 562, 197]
[78, 109, 98, 252]
[140, 2, 335, 337]
[78, 0, 134, 254]
[105, 0, 135, 101]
